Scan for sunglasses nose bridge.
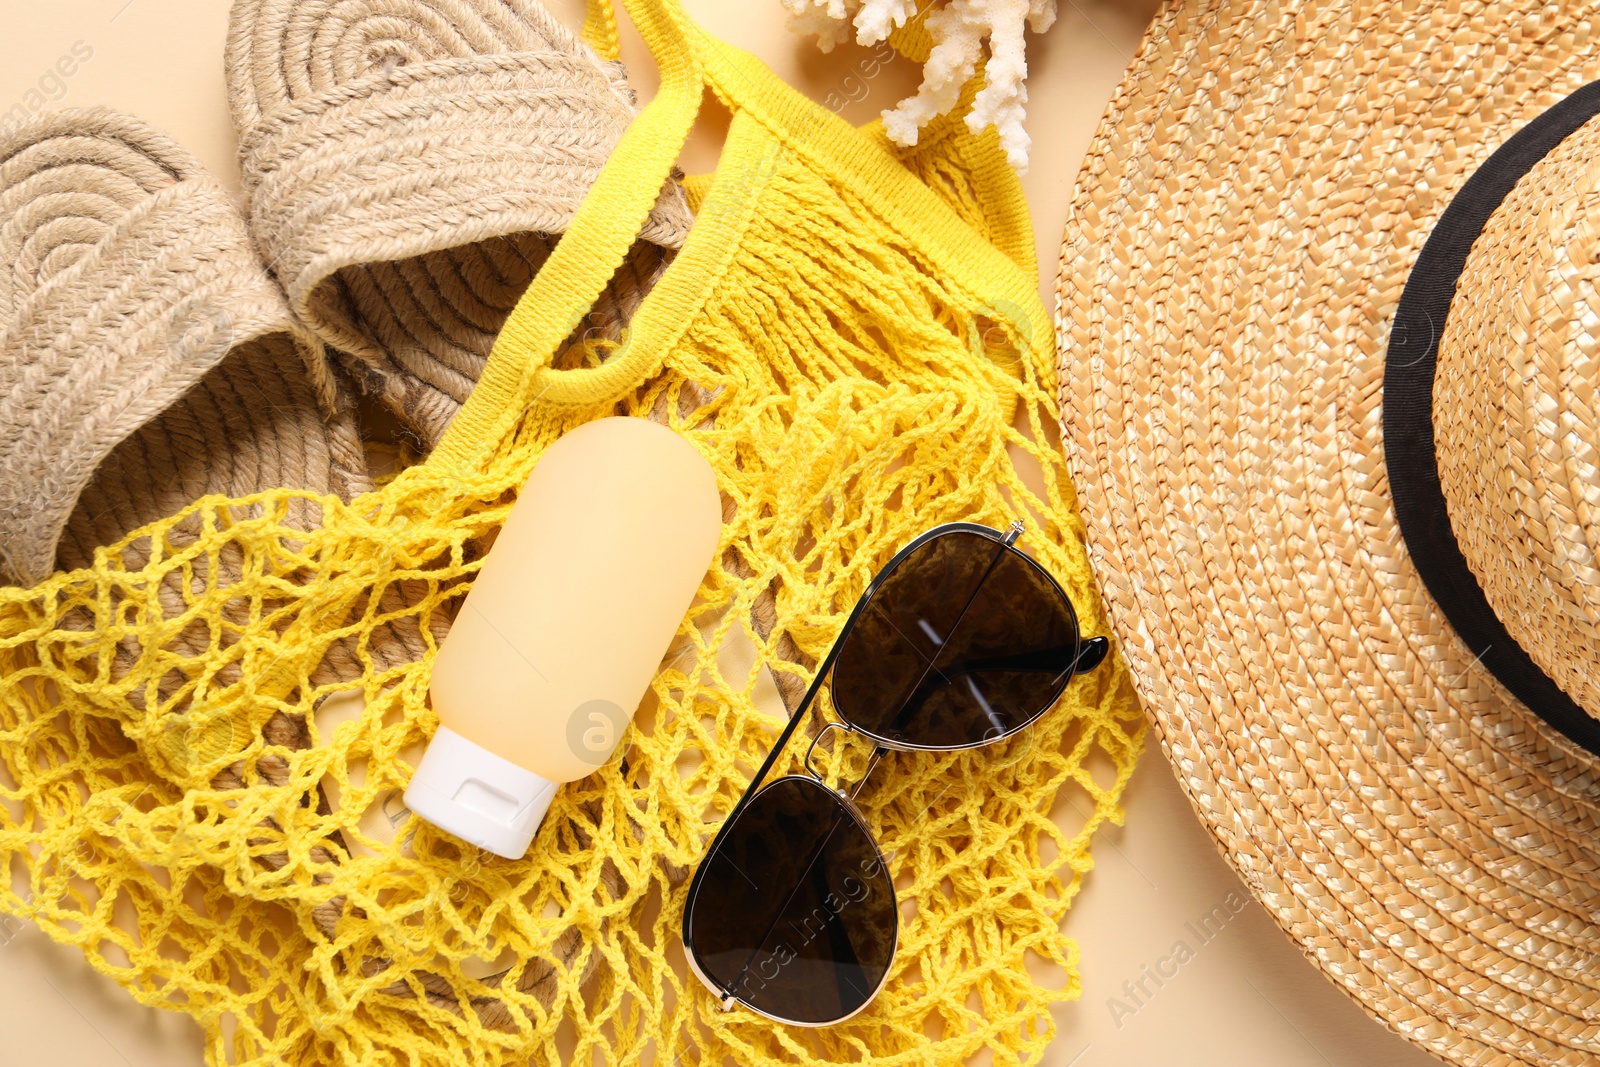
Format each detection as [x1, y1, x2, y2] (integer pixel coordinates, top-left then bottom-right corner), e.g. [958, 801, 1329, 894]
[802, 720, 853, 782]
[804, 720, 888, 807]
[800, 723, 851, 780]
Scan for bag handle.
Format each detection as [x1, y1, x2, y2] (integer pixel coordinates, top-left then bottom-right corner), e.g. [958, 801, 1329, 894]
[432, 0, 1045, 479]
[431, 0, 705, 475]
[582, 0, 623, 62]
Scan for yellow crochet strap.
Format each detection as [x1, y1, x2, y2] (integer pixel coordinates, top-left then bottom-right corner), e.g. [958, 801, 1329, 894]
[441, 0, 1042, 472]
[581, 0, 622, 62]
[434, 0, 702, 472]
[694, 29, 1044, 307]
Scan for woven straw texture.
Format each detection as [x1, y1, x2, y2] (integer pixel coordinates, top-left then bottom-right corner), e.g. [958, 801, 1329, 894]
[1433, 114, 1600, 724]
[0, 1, 1142, 1065]
[0, 107, 367, 589]
[1058, 2, 1600, 1064]
[227, 0, 696, 447]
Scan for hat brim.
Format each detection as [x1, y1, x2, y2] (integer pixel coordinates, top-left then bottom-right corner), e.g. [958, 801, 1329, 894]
[1057, 2, 1600, 1064]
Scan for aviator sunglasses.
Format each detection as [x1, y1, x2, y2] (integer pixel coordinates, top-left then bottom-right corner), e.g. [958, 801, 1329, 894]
[681, 521, 1110, 1026]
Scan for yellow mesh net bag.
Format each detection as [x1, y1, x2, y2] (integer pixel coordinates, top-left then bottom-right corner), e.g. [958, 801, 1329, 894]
[0, 2, 1144, 1064]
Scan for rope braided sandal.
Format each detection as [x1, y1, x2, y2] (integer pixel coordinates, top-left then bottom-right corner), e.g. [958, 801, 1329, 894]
[0, 102, 445, 791]
[226, 0, 695, 448]
[0, 106, 369, 589]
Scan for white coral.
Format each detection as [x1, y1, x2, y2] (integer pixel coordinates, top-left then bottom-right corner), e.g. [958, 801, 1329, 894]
[783, 0, 1055, 172]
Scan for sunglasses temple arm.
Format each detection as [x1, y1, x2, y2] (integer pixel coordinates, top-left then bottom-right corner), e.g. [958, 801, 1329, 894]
[941, 639, 1111, 680]
[882, 639, 1112, 740]
[720, 627, 850, 830]
[1074, 637, 1110, 674]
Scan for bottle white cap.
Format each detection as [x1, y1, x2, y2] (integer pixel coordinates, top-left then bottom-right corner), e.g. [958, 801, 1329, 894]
[403, 726, 558, 860]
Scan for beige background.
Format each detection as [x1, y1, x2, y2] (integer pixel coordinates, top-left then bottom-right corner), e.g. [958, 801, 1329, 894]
[0, 2, 1440, 1065]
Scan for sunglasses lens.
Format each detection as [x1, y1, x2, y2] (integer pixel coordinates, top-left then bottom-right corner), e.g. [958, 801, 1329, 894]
[685, 775, 896, 1024]
[832, 530, 1080, 748]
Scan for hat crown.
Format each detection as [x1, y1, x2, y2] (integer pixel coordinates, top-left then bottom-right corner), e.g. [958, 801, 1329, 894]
[1433, 111, 1600, 723]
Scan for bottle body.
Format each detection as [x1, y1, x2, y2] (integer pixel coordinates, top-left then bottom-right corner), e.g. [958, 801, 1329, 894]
[404, 417, 721, 858]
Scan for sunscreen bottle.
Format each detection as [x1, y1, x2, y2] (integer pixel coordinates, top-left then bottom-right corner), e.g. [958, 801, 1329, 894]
[404, 417, 721, 859]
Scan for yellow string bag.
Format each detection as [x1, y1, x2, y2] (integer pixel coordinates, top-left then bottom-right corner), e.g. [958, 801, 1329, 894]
[0, 1, 1145, 1064]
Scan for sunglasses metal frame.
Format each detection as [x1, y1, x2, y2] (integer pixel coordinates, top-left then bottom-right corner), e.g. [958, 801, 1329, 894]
[681, 520, 1109, 1026]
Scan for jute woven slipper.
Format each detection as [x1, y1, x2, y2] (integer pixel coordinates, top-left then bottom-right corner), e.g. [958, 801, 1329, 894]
[1058, 2, 1600, 1064]
[0, 106, 369, 589]
[226, 0, 695, 448]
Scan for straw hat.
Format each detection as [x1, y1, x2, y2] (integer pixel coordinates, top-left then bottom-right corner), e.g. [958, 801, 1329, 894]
[1057, 2, 1600, 1063]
